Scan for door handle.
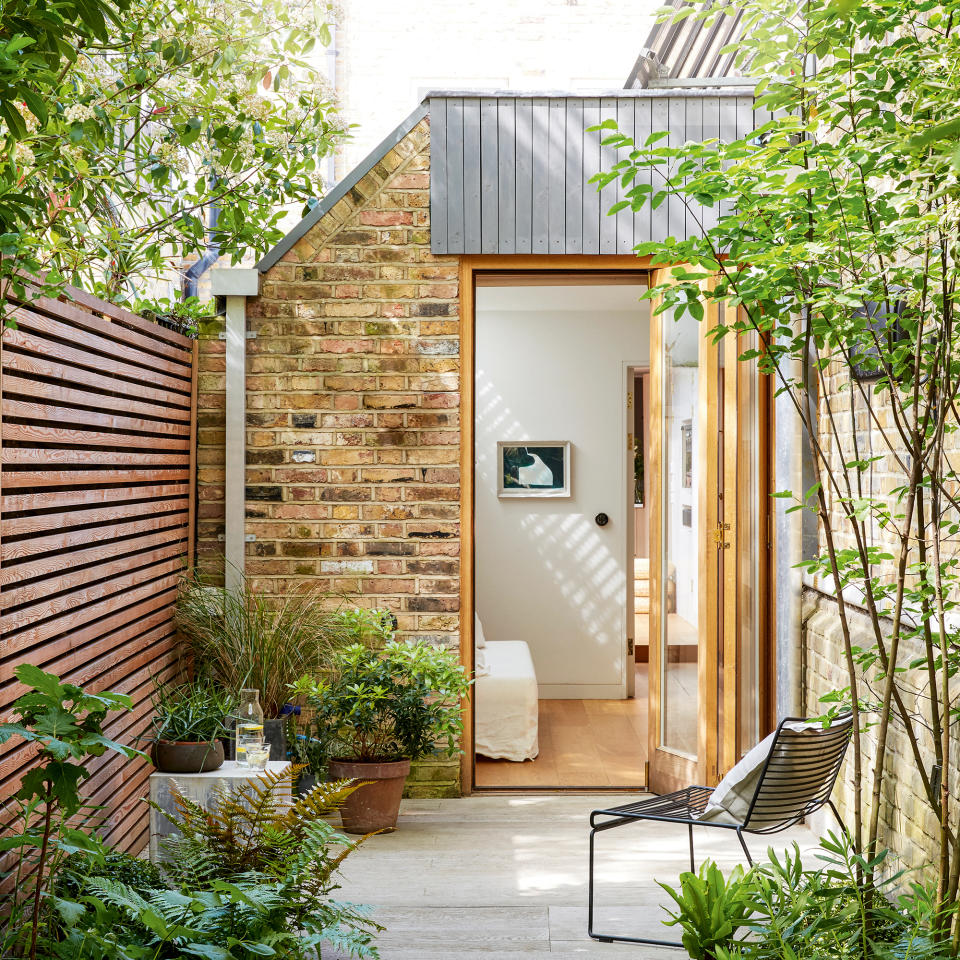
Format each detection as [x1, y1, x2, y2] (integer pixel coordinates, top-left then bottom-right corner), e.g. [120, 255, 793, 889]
[595, 512, 609, 527]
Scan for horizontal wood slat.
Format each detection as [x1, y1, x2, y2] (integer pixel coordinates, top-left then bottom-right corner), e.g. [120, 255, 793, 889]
[0, 468, 190, 488]
[2, 372, 193, 423]
[2, 341, 191, 410]
[12, 305, 193, 384]
[3, 398, 191, 439]
[3, 327, 191, 399]
[11, 287, 194, 368]
[1, 281, 196, 860]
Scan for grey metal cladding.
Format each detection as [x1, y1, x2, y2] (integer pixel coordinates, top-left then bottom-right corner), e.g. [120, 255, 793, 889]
[428, 92, 758, 256]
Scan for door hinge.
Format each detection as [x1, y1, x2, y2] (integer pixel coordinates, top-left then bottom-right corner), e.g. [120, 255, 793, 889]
[627, 391, 633, 409]
[712, 523, 731, 549]
[627, 638, 635, 655]
[627, 432, 634, 452]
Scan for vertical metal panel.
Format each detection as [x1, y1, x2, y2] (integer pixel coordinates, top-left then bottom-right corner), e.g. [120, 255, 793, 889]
[515, 99, 533, 254]
[634, 97, 653, 245]
[616, 98, 636, 254]
[429, 98, 448, 254]
[718, 96, 738, 225]
[684, 96, 703, 241]
[581, 98, 601, 254]
[531, 98, 550, 253]
[463, 98, 482, 253]
[700, 97, 721, 239]
[445, 99, 464, 253]
[736, 95, 754, 141]
[497, 99, 516, 255]
[599, 97, 618, 254]
[650, 97, 669, 242]
[548, 98, 566, 254]
[564, 99, 583, 254]
[667, 97, 687, 242]
[480, 98, 499, 254]
[426, 94, 756, 255]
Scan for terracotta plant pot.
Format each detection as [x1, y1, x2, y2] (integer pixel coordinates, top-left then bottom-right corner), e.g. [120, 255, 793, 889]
[328, 758, 411, 834]
[154, 739, 225, 773]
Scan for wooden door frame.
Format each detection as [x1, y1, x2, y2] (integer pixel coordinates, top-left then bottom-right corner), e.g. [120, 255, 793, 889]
[457, 257, 774, 795]
[458, 254, 654, 794]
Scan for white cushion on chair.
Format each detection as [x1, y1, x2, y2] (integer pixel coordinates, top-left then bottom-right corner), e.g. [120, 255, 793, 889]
[699, 720, 820, 825]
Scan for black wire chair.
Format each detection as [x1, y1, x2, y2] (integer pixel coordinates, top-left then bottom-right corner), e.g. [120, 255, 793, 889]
[587, 713, 853, 948]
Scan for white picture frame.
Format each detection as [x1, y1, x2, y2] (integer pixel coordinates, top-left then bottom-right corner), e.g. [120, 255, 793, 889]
[497, 441, 572, 498]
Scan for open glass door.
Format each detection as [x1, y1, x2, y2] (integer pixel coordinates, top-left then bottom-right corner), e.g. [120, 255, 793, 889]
[648, 282, 768, 794]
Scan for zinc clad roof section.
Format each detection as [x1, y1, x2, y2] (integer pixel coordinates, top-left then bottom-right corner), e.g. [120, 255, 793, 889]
[427, 91, 759, 256]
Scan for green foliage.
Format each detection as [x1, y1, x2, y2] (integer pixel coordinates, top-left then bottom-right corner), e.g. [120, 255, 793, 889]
[596, 0, 960, 938]
[149, 677, 236, 743]
[0, 0, 347, 307]
[292, 639, 472, 763]
[175, 571, 349, 717]
[331, 607, 397, 649]
[0, 665, 143, 960]
[660, 860, 755, 959]
[675, 836, 953, 960]
[50, 767, 379, 959]
[60, 849, 166, 900]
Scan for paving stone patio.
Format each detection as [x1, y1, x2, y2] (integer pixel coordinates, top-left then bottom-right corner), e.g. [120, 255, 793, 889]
[331, 794, 820, 959]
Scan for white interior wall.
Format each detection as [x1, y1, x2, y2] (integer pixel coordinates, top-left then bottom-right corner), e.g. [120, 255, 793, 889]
[475, 284, 649, 699]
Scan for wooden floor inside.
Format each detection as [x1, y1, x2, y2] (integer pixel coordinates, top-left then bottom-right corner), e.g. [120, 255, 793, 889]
[475, 665, 649, 788]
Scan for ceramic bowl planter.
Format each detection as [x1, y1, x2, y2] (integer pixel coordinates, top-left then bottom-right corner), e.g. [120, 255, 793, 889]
[328, 758, 411, 833]
[154, 738, 225, 773]
[149, 679, 235, 774]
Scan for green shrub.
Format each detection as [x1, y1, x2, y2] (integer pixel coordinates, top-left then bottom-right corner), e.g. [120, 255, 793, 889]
[291, 639, 472, 763]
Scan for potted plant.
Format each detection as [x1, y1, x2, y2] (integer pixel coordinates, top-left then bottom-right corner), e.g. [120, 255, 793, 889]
[292, 631, 471, 833]
[175, 571, 350, 761]
[150, 679, 235, 773]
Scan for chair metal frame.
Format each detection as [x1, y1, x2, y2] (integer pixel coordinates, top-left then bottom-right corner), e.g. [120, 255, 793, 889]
[587, 713, 853, 948]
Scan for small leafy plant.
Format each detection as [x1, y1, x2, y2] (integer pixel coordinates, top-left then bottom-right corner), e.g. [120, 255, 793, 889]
[292, 639, 472, 763]
[0, 664, 143, 960]
[148, 677, 235, 744]
[660, 861, 755, 960]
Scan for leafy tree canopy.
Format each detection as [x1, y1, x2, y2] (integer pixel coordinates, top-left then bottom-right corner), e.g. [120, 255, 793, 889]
[0, 0, 346, 307]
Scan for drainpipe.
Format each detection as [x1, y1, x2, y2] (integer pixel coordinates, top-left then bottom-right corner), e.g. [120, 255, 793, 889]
[210, 267, 259, 592]
[183, 203, 221, 299]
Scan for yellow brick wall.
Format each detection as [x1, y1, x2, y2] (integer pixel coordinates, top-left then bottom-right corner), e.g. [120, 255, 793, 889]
[803, 588, 946, 878]
[195, 117, 463, 652]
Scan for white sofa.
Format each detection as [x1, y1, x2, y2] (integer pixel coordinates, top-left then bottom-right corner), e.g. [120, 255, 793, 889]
[474, 619, 539, 761]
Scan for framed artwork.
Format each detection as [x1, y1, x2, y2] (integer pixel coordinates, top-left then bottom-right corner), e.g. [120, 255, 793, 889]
[681, 420, 693, 489]
[497, 442, 571, 498]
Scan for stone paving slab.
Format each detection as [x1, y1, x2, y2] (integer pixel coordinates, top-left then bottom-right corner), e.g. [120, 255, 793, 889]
[329, 794, 820, 959]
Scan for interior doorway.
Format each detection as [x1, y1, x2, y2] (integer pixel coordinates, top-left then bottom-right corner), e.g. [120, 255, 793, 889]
[459, 258, 774, 796]
[471, 273, 649, 789]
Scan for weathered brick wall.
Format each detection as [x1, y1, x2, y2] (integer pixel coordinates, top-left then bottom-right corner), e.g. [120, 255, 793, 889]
[803, 588, 948, 878]
[196, 117, 462, 793]
[197, 117, 462, 655]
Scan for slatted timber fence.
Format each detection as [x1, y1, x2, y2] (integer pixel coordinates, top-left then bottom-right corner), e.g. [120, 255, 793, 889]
[0, 280, 197, 860]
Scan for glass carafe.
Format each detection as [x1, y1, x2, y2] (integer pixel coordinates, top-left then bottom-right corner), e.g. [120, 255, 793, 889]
[236, 688, 265, 767]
